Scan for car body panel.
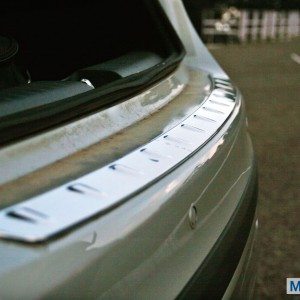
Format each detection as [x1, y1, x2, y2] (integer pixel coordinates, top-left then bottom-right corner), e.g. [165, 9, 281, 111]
[0, 1, 257, 298]
[0, 94, 255, 298]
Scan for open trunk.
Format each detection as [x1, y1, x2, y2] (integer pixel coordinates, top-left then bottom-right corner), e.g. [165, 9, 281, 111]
[0, 0, 184, 144]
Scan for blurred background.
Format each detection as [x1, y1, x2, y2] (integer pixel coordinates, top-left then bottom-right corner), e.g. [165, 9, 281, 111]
[183, 1, 300, 298]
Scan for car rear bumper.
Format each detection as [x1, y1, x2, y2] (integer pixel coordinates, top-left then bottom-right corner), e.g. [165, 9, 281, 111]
[0, 1, 258, 298]
[0, 64, 257, 300]
[178, 162, 258, 299]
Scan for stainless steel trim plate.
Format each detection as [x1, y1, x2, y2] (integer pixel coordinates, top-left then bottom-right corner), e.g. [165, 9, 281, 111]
[0, 78, 238, 243]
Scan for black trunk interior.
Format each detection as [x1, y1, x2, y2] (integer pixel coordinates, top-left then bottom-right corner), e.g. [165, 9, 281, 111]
[0, 0, 185, 144]
[1, 1, 171, 81]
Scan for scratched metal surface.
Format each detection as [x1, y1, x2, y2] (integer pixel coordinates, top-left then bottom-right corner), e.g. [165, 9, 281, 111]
[0, 68, 210, 207]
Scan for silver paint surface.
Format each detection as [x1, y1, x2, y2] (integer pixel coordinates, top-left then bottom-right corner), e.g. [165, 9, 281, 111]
[0, 0, 256, 298]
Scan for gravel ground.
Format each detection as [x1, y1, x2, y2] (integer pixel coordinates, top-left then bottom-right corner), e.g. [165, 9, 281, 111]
[210, 39, 300, 299]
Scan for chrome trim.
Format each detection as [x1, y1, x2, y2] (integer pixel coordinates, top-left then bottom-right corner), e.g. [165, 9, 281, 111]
[0, 79, 238, 243]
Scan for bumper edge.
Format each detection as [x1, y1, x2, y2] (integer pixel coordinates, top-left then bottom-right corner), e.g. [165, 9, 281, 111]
[177, 161, 258, 299]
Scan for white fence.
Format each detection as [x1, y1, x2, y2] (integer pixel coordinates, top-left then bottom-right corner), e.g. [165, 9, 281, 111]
[202, 10, 300, 43]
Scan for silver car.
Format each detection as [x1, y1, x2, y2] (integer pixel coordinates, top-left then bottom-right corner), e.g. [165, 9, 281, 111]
[0, 0, 258, 299]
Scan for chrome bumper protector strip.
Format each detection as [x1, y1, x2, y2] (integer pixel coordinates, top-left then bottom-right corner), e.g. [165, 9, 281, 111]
[0, 78, 238, 243]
